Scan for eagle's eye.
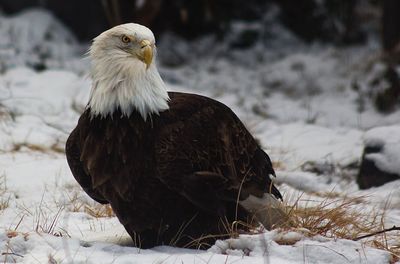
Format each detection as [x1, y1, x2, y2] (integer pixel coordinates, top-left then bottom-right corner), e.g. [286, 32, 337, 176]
[121, 35, 131, 43]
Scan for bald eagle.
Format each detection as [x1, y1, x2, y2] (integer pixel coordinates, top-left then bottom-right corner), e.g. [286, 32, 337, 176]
[66, 23, 285, 248]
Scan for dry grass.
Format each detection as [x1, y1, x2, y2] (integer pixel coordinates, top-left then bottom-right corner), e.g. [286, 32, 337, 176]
[0, 141, 65, 155]
[8, 142, 64, 154]
[0, 174, 10, 212]
[32, 194, 70, 238]
[34, 206, 66, 236]
[64, 184, 115, 218]
[279, 193, 400, 261]
[173, 218, 260, 249]
[0, 195, 10, 212]
[0, 103, 14, 122]
[284, 195, 381, 239]
[370, 235, 400, 263]
[84, 203, 114, 218]
[272, 161, 286, 171]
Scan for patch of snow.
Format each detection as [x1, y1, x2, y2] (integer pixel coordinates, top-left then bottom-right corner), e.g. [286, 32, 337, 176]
[0, 67, 89, 150]
[258, 123, 363, 177]
[210, 232, 391, 264]
[363, 126, 400, 175]
[0, 8, 86, 73]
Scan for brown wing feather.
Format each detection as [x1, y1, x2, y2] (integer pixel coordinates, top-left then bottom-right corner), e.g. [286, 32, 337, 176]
[77, 112, 149, 201]
[155, 93, 282, 214]
[65, 125, 108, 204]
[69, 110, 167, 233]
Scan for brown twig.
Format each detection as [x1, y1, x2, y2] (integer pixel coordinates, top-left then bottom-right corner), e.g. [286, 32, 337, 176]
[354, 226, 400, 241]
[1, 252, 24, 258]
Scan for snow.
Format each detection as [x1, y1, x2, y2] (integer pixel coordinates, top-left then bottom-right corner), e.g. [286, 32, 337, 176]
[1, 227, 392, 263]
[0, 7, 399, 264]
[0, 9, 85, 73]
[211, 232, 391, 264]
[364, 126, 400, 175]
[260, 123, 364, 170]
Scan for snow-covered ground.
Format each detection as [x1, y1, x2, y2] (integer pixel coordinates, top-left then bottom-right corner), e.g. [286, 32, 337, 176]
[0, 8, 399, 263]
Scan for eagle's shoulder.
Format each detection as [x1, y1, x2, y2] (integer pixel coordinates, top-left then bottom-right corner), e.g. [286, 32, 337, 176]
[162, 92, 237, 122]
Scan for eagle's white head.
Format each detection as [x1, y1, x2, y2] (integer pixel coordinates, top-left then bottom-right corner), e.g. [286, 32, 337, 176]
[88, 23, 170, 119]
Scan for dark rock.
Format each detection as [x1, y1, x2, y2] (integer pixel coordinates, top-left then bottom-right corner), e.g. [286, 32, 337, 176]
[230, 29, 260, 49]
[357, 144, 400, 189]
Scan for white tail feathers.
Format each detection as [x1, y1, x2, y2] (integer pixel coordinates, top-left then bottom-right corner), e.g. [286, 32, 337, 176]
[240, 194, 289, 229]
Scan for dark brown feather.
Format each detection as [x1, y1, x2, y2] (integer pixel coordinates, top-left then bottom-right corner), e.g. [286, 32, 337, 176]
[66, 92, 282, 248]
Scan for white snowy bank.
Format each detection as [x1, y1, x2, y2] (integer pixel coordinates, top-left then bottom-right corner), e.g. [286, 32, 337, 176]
[364, 126, 400, 175]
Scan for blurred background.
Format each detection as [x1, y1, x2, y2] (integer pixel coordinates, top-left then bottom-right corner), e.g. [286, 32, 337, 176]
[0, 0, 399, 113]
[0, 1, 400, 189]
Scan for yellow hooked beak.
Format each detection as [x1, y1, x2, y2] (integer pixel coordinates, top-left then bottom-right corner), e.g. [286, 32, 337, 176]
[137, 39, 153, 69]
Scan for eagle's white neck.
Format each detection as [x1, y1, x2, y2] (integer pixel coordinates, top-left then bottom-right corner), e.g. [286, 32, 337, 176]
[88, 56, 170, 120]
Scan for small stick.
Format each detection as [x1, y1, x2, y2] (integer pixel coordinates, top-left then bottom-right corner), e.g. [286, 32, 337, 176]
[1, 252, 24, 258]
[354, 226, 400, 241]
[13, 215, 25, 231]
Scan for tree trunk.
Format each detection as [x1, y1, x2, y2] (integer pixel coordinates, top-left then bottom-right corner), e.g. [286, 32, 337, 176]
[374, 0, 400, 112]
[383, 0, 400, 50]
